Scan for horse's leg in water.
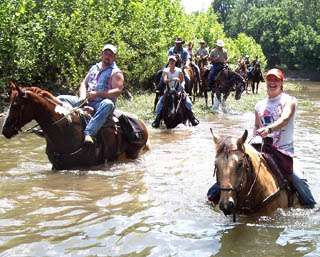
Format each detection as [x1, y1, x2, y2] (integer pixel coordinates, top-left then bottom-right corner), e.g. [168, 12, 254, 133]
[251, 81, 255, 94]
[204, 88, 208, 107]
[154, 92, 161, 113]
[212, 91, 221, 111]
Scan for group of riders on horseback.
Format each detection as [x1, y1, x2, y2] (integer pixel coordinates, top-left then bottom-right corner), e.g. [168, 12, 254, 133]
[2, 41, 316, 215]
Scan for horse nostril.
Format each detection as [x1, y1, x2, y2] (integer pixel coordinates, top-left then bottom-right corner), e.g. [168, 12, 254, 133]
[227, 201, 235, 210]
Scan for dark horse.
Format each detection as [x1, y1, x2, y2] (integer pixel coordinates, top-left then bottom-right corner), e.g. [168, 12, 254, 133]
[210, 129, 302, 218]
[2, 82, 149, 170]
[162, 82, 188, 129]
[211, 68, 246, 110]
[247, 62, 264, 94]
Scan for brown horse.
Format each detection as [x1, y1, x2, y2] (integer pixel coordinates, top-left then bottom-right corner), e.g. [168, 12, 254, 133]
[247, 62, 264, 94]
[210, 129, 301, 218]
[2, 82, 149, 170]
[197, 56, 210, 106]
[235, 59, 248, 93]
[211, 68, 246, 110]
[183, 65, 196, 101]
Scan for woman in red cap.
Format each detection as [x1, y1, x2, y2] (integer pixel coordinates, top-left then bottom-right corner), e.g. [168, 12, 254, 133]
[253, 68, 316, 208]
[208, 68, 316, 208]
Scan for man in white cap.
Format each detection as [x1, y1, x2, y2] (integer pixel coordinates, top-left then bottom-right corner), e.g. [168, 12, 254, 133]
[208, 39, 228, 90]
[58, 43, 124, 144]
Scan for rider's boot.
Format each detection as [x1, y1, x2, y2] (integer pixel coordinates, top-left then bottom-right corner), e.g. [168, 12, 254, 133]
[152, 113, 162, 128]
[207, 183, 220, 205]
[186, 109, 199, 126]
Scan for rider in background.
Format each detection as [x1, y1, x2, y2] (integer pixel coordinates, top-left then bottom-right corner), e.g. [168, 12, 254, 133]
[156, 37, 191, 96]
[208, 39, 228, 91]
[168, 37, 190, 67]
[252, 68, 316, 208]
[152, 55, 199, 128]
[195, 40, 209, 65]
[186, 41, 201, 83]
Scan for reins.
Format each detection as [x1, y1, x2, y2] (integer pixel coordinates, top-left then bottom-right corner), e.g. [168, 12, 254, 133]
[22, 98, 88, 134]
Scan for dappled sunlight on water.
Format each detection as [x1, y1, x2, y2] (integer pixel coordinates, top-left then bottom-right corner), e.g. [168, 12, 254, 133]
[0, 82, 319, 256]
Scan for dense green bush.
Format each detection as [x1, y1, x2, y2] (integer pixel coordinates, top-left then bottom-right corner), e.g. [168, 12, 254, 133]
[0, 0, 266, 95]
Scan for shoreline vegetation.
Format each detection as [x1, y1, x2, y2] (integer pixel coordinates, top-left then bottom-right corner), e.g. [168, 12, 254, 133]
[0, 81, 315, 122]
[117, 81, 314, 122]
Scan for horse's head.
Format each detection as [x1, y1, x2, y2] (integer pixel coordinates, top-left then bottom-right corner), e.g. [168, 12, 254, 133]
[231, 72, 246, 100]
[2, 82, 35, 138]
[211, 129, 249, 216]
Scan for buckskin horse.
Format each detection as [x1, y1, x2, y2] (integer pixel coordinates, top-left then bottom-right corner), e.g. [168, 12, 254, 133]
[2, 82, 149, 170]
[162, 82, 188, 129]
[210, 129, 301, 219]
[211, 67, 246, 110]
[247, 62, 264, 94]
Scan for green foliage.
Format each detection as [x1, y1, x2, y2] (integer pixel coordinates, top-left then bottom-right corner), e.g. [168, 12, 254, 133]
[215, 0, 320, 71]
[0, 0, 266, 95]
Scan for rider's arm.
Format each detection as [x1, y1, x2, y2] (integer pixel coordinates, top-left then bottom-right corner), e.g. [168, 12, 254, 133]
[103, 72, 124, 98]
[79, 76, 88, 100]
[87, 72, 124, 100]
[163, 71, 169, 84]
[257, 98, 296, 137]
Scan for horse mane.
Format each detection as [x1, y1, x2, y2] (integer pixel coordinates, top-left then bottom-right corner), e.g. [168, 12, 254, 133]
[24, 86, 61, 105]
[229, 70, 244, 82]
[215, 135, 239, 155]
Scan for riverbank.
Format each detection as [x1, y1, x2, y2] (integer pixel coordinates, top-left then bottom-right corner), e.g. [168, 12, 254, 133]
[0, 81, 313, 123]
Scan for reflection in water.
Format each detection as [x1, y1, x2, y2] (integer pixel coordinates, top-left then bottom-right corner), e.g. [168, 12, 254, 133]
[0, 82, 319, 256]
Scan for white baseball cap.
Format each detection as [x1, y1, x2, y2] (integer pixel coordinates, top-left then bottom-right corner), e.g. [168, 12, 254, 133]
[102, 44, 117, 54]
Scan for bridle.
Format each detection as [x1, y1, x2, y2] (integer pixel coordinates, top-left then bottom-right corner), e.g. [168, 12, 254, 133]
[214, 147, 252, 195]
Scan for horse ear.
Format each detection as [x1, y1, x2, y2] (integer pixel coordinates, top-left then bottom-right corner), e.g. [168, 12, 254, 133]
[237, 129, 248, 146]
[210, 128, 220, 145]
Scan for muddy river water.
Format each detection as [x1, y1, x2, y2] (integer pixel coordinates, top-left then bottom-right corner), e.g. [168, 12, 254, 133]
[0, 81, 319, 256]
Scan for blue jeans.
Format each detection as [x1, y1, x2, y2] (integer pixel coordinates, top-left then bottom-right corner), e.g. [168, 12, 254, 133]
[58, 95, 115, 137]
[292, 172, 316, 208]
[208, 63, 224, 89]
[155, 94, 193, 115]
[207, 171, 316, 208]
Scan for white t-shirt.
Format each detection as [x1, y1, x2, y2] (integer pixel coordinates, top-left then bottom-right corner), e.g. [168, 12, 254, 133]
[163, 67, 183, 91]
[255, 92, 296, 156]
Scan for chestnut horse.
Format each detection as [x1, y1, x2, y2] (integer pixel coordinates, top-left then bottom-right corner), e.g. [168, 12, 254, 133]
[210, 129, 301, 218]
[2, 82, 149, 170]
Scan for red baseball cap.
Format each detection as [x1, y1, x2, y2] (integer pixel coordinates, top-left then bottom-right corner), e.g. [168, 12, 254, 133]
[266, 68, 285, 81]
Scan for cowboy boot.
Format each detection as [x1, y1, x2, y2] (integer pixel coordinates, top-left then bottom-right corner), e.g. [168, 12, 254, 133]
[152, 113, 162, 128]
[186, 109, 199, 126]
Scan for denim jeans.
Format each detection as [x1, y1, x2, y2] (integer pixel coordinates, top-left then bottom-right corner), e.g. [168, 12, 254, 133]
[58, 95, 115, 136]
[208, 63, 224, 89]
[155, 94, 193, 115]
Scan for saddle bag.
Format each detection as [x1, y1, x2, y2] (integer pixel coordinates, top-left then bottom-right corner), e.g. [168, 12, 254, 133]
[118, 114, 144, 144]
